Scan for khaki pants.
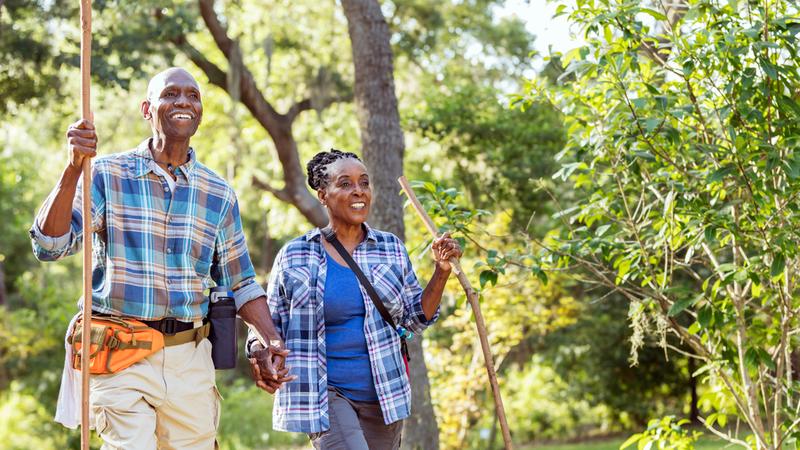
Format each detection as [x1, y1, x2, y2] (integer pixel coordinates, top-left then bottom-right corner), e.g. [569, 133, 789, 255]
[89, 338, 221, 450]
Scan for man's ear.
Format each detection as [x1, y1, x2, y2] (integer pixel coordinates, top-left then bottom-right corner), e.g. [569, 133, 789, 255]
[140, 100, 152, 120]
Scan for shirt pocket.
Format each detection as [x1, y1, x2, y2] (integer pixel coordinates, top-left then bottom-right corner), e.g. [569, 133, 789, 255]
[189, 226, 216, 276]
[368, 263, 405, 324]
[283, 266, 312, 309]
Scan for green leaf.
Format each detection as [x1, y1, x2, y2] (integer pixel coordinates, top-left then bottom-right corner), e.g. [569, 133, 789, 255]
[668, 296, 696, 317]
[683, 60, 695, 76]
[620, 433, 642, 449]
[759, 57, 779, 80]
[707, 166, 733, 183]
[745, 347, 760, 371]
[698, 307, 713, 328]
[758, 348, 776, 371]
[771, 253, 785, 278]
[639, 8, 667, 20]
[479, 270, 498, 289]
[616, 258, 632, 283]
[644, 83, 660, 95]
[532, 266, 549, 285]
[704, 226, 716, 243]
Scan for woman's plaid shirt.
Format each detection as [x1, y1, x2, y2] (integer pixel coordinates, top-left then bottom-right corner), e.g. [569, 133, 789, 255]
[30, 139, 265, 320]
[248, 226, 439, 433]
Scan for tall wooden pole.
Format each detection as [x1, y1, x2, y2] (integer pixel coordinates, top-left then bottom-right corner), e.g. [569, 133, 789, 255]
[79, 1, 93, 449]
[398, 176, 513, 450]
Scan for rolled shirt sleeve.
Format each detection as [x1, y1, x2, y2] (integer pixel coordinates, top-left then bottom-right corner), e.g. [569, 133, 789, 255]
[30, 166, 106, 261]
[211, 194, 265, 311]
[30, 224, 71, 253]
[399, 245, 440, 335]
[245, 249, 288, 357]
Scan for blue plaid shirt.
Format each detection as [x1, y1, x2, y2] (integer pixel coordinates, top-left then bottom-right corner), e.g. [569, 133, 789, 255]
[247, 226, 439, 433]
[30, 139, 265, 320]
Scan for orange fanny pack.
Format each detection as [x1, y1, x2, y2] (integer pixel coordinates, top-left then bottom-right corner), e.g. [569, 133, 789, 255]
[69, 316, 165, 374]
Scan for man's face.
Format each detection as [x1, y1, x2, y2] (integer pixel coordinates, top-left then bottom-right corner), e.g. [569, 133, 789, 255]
[141, 69, 203, 140]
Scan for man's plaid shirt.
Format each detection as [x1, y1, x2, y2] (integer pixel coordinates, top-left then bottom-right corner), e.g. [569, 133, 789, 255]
[30, 139, 265, 320]
[247, 225, 439, 433]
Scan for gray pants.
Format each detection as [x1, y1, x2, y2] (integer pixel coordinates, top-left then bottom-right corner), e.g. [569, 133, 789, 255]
[310, 388, 402, 450]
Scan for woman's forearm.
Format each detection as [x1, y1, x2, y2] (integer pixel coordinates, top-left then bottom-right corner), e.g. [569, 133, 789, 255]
[421, 266, 452, 320]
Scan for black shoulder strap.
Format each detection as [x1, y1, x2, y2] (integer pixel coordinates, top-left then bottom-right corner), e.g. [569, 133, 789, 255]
[321, 228, 397, 330]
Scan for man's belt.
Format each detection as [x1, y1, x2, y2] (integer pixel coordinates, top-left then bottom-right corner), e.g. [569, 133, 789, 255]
[141, 317, 195, 335]
[91, 313, 209, 347]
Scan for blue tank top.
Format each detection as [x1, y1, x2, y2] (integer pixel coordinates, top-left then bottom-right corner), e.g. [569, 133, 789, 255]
[323, 250, 378, 402]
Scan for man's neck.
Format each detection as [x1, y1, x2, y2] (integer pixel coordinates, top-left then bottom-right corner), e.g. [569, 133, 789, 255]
[150, 135, 191, 167]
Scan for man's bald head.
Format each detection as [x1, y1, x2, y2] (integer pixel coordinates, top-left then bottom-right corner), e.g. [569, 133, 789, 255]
[141, 67, 203, 141]
[146, 67, 200, 101]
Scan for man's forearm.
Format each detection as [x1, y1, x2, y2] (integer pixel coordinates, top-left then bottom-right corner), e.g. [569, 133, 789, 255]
[39, 164, 82, 237]
[238, 296, 282, 346]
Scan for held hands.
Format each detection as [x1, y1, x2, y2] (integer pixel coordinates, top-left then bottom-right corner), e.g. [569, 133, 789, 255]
[67, 119, 97, 171]
[431, 232, 463, 272]
[248, 341, 297, 394]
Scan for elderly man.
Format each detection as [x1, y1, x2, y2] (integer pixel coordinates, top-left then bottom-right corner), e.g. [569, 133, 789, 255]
[30, 67, 291, 449]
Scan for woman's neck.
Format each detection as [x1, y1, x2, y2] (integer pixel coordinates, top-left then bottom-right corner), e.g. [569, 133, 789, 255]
[328, 222, 364, 247]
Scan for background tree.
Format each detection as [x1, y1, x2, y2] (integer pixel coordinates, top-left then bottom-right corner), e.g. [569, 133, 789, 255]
[523, 0, 800, 447]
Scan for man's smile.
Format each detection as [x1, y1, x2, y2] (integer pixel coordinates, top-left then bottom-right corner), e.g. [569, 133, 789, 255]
[169, 112, 195, 121]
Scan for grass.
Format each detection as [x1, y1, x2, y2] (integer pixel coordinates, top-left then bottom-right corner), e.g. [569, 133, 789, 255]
[519, 436, 725, 450]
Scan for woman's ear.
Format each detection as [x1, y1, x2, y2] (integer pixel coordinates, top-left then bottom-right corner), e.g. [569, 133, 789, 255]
[317, 189, 327, 206]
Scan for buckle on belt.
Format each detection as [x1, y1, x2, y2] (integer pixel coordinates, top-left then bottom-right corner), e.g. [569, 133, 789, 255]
[161, 318, 178, 335]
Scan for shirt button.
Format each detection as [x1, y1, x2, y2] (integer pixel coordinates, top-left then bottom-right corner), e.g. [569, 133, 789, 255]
[166, 248, 172, 254]
[164, 187, 169, 192]
[166, 279, 172, 285]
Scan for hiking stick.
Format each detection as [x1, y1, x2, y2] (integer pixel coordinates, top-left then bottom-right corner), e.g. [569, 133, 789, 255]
[398, 176, 513, 450]
[79, 1, 93, 449]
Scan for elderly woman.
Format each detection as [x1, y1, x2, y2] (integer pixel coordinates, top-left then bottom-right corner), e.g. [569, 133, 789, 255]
[246, 149, 462, 449]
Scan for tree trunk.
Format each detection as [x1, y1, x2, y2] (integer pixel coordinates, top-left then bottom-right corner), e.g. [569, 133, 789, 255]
[688, 357, 699, 425]
[0, 261, 6, 306]
[341, 1, 439, 448]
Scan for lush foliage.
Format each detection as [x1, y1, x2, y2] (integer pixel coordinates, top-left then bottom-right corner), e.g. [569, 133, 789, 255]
[522, 0, 800, 448]
[620, 416, 701, 450]
[2, 0, 773, 448]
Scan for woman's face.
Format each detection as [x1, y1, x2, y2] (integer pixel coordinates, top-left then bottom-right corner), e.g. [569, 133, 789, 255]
[319, 158, 372, 227]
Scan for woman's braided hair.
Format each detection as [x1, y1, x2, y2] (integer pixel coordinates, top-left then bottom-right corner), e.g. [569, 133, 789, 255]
[306, 149, 361, 191]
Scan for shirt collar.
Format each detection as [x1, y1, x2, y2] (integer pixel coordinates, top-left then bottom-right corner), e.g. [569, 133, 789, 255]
[132, 138, 198, 178]
[306, 223, 378, 244]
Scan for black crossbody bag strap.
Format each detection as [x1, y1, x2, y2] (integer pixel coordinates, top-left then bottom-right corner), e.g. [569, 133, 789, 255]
[321, 228, 397, 329]
[321, 228, 411, 363]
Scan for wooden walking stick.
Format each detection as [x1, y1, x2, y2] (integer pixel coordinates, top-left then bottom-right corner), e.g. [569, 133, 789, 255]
[398, 176, 513, 450]
[79, 1, 93, 449]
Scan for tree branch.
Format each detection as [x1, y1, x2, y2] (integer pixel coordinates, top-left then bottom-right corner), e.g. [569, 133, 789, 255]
[251, 175, 292, 203]
[171, 36, 227, 90]
[197, 0, 284, 130]
[175, 0, 329, 227]
[286, 98, 312, 122]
